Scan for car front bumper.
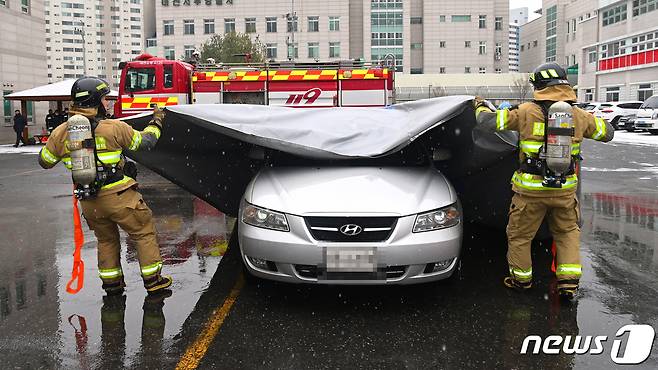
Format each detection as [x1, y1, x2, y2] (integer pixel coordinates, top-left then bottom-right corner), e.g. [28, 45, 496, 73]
[238, 213, 462, 285]
[634, 119, 658, 129]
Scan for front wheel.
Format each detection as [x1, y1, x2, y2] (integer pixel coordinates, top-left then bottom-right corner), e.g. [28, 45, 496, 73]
[649, 129, 658, 135]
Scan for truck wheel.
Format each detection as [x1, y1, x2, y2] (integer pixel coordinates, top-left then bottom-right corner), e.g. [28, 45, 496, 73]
[649, 129, 658, 135]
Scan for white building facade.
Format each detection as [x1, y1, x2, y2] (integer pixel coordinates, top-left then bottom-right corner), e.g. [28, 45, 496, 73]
[150, 0, 510, 74]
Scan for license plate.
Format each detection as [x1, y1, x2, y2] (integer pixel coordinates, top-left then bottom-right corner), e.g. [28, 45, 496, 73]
[324, 247, 377, 272]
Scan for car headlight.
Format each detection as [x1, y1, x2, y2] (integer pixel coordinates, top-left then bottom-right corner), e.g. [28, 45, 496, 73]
[413, 205, 460, 232]
[242, 202, 290, 232]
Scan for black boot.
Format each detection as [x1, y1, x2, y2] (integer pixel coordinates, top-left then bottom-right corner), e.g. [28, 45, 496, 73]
[102, 278, 126, 296]
[143, 274, 173, 294]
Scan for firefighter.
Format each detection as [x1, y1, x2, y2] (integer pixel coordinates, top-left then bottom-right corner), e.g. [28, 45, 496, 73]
[474, 63, 614, 299]
[38, 77, 172, 296]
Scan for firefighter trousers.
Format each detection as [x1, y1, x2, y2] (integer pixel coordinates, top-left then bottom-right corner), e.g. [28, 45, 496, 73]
[506, 192, 582, 286]
[80, 188, 163, 287]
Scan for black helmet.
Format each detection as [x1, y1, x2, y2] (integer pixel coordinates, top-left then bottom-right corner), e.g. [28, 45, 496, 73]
[71, 77, 110, 108]
[529, 63, 570, 90]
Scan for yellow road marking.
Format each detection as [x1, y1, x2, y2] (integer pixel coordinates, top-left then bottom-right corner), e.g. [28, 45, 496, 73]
[175, 273, 245, 370]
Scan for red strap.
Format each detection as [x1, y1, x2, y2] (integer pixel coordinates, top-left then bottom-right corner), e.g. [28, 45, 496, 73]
[551, 240, 557, 274]
[66, 195, 85, 294]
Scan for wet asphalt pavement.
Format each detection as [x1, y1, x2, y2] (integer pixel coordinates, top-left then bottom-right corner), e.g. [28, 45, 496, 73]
[0, 134, 657, 369]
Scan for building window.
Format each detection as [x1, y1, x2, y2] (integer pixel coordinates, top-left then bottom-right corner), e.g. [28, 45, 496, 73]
[266, 43, 277, 59]
[287, 15, 298, 32]
[329, 16, 340, 31]
[164, 46, 175, 60]
[546, 5, 557, 62]
[245, 18, 256, 33]
[521, 45, 525, 51]
[638, 84, 653, 101]
[329, 42, 340, 58]
[606, 86, 620, 102]
[163, 20, 174, 36]
[411, 17, 423, 24]
[465, 41, 471, 48]
[478, 15, 486, 29]
[204, 19, 215, 35]
[0, 0, 7, 7]
[588, 49, 597, 63]
[225, 18, 235, 33]
[495, 16, 503, 30]
[184, 45, 195, 60]
[438, 41, 445, 48]
[633, 0, 658, 17]
[146, 39, 157, 48]
[452, 15, 471, 22]
[410, 68, 423, 74]
[602, 4, 627, 26]
[307, 16, 319, 32]
[439, 15, 446, 22]
[308, 42, 319, 59]
[572, 18, 577, 33]
[21, 0, 30, 13]
[266, 17, 277, 33]
[495, 43, 502, 59]
[464, 66, 471, 73]
[439, 67, 446, 74]
[411, 43, 423, 49]
[371, 32, 403, 46]
[184, 20, 195, 35]
[495, 68, 502, 73]
[585, 89, 594, 101]
[479, 41, 486, 55]
[533, 40, 538, 47]
[287, 43, 298, 59]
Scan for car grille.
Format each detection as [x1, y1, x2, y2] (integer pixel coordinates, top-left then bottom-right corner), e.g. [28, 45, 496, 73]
[304, 216, 397, 242]
[295, 265, 407, 280]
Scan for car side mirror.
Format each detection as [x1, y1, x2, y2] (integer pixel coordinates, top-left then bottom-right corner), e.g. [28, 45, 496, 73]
[432, 148, 452, 161]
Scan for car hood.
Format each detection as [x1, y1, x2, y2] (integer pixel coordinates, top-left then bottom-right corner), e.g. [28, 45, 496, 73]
[636, 109, 655, 118]
[245, 166, 455, 216]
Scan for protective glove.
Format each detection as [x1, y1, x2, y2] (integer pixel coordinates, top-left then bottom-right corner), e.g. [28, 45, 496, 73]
[150, 105, 165, 128]
[473, 96, 496, 111]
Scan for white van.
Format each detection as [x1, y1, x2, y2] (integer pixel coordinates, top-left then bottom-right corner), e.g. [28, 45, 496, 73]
[634, 95, 658, 135]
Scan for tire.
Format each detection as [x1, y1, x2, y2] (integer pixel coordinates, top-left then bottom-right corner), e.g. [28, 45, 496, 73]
[649, 129, 658, 135]
[610, 116, 620, 130]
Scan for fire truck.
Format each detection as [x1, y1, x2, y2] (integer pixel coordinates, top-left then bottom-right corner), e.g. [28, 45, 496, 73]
[114, 54, 395, 118]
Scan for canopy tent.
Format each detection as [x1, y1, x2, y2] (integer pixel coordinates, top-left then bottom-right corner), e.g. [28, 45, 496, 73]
[4, 79, 118, 102]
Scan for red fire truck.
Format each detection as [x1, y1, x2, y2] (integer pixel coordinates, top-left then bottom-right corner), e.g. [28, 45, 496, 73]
[114, 54, 395, 118]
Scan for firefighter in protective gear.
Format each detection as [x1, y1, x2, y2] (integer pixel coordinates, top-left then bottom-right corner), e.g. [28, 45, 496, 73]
[38, 77, 172, 296]
[474, 62, 615, 299]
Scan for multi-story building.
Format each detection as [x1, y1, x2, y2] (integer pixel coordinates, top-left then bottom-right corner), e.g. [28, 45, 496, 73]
[150, 0, 509, 74]
[520, 0, 658, 103]
[509, 7, 528, 72]
[0, 0, 48, 142]
[510, 6, 529, 25]
[44, 0, 147, 88]
[579, 0, 658, 103]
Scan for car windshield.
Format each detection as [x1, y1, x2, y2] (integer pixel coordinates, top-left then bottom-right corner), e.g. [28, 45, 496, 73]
[267, 143, 430, 167]
[584, 104, 597, 110]
[640, 96, 658, 109]
[600, 103, 612, 108]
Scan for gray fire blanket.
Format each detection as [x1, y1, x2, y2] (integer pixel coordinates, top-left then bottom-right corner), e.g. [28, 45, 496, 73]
[123, 96, 519, 228]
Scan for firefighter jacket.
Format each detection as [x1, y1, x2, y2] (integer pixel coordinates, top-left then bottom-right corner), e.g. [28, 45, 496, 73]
[475, 84, 615, 197]
[38, 106, 161, 196]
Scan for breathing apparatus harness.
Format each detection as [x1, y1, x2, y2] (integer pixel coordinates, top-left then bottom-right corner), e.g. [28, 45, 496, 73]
[519, 100, 579, 188]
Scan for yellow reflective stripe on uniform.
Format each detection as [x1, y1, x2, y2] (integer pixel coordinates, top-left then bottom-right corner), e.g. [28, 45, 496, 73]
[510, 267, 533, 282]
[62, 156, 72, 169]
[512, 172, 578, 190]
[496, 109, 509, 130]
[592, 117, 607, 141]
[571, 142, 581, 155]
[100, 175, 133, 190]
[556, 264, 582, 276]
[141, 261, 163, 276]
[143, 125, 161, 139]
[532, 122, 545, 136]
[40, 147, 60, 165]
[520, 140, 543, 154]
[96, 150, 122, 164]
[129, 130, 142, 151]
[98, 267, 123, 279]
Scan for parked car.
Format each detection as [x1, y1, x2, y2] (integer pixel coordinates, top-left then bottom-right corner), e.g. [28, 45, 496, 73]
[619, 114, 637, 132]
[594, 101, 644, 129]
[583, 102, 604, 114]
[238, 143, 463, 284]
[634, 95, 658, 135]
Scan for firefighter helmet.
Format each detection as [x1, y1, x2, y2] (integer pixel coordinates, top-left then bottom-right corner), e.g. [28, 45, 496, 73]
[529, 63, 570, 90]
[71, 77, 111, 108]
